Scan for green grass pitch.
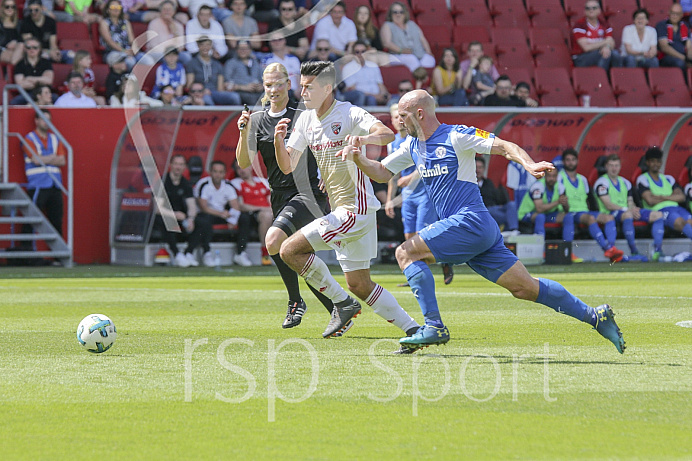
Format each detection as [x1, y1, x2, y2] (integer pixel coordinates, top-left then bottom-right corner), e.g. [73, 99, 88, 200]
[1, 263, 691, 460]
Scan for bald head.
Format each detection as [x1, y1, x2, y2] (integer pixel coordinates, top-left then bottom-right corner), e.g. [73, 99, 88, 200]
[397, 90, 439, 139]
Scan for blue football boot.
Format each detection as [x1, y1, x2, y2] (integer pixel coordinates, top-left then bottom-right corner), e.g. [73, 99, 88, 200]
[594, 304, 626, 354]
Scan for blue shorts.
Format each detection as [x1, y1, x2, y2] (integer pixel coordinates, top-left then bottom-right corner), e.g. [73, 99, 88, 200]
[660, 206, 692, 228]
[402, 193, 438, 234]
[419, 211, 518, 283]
[574, 211, 599, 222]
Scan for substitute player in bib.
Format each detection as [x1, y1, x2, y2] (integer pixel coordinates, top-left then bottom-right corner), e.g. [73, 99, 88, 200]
[236, 63, 340, 332]
[274, 61, 420, 339]
[594, 154, 664, 262]
[340, 90, 625, 354]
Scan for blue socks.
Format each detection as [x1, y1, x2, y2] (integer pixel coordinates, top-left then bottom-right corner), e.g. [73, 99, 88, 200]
[562, 213, 574, 241]
[604, 221, 617, 247]
[683, 223, 692, 240]
[652, 219, 664, 252]
[534, 213, 545, 235]
[403, 260, 443, 326]
[536, 278, 596, 326]
[622, 218, 638, 254]
[589, 222, 609, 250]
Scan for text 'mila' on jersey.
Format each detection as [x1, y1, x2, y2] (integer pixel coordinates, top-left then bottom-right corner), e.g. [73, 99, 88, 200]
[382, 124, 495, 219]
[286, 100, 382, 214]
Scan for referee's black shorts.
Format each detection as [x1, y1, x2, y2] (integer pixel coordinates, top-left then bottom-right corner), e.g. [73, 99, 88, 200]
[270, 189, 330, 237]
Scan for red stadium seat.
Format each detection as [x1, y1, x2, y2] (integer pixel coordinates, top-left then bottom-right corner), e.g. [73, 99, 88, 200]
[488, 0, 532, 28]
[57, 22, 89, 41]
[639, 0, 670, 23]
[678, 167, 690, 188]
[606, 14, 631, 49]
[419, 25, 452, 58]
[411, 0, 452, 25]
[562, 0, 585, 19]
[51, 63, 73, 93]
[572, 67, 617, 107]
[491, 27, 528, 48]
[92, 63, 110, 96]
[610, 68, 655, 107]
[534, 42, 573, 68]
[495, 44, 535, 78]
[91, 22, 106, 54]
[534, 67, 579, 106]
[380, 65, 413, 94]
[526, 0, 569, 30]
[131, 64, 158, 95]
[529, 27, 567, 52]
[371, 0, 392, 15]
[602, 0, 638, 19]
[452, 25, 491, 47]
[648, 67, 692, 107]
[452, 1, 493, 26]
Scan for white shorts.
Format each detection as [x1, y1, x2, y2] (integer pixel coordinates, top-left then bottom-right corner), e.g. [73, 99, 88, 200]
[301, 207, 377, 272]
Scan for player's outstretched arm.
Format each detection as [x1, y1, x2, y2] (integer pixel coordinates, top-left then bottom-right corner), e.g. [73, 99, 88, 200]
[337, 144, 394, 183]
[345, 122, 395, 148]
[236, 108, 253, 169]
[490, 137, 554, 179]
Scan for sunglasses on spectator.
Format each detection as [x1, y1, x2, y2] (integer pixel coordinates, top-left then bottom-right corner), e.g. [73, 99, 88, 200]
[399, 87, 412, 93]
[25, 45, 39, 50]
[316, 47, 330, 51]
[29, 7, 41, 12]
[3, 4, 16, 9]
[496, 85, 512, 90]
[190, 89, 203, 93]
[585, 5, 599, 10]
[281, 7, 294, 11]
[110, 4, 123, 9]
[163, 89, 175, 95]
[391, 9, 404, 14]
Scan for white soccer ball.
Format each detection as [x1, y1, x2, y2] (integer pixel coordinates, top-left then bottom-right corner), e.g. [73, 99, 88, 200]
[76, 314, 117, 353]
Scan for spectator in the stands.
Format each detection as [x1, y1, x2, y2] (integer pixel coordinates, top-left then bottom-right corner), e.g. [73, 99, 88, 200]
[151, 47, 186, 99]
[20, 0, 70, 63]
[186, 35, 241, 105]
[110, 73, 163, 107]
[655, 2, 692, 74]
[264, 31, 301, 94]
[184, 81, 209, 105]
[99, 0, 155, 70]
[0, 0, 24, 65]
[72, 50, 106, 106]
[267, 0, 308, 59]
[11, 37, 53, 105]
[223, 40, 263, 105]
[476, 156, 519, 235]
[571, 0, 623, 70]
[121, 0, 159, 23]
[340, 40, 389, 107]
[223, 0, 261, 51]
[468, 55, 496, 105]
[146, 0, 191, 63]
[306, 38, 336, 62]
[431, 48, 467, 107]
[105, 51, 129, 100]
[158, 84, 181, 105]
[32, 83, 54, 105]
[23, 0, 71, 22]
[311, 1, 357, 58]
[55, 72, 98, 107]
[247, 0, 279, 23]
[64, 0, 101, 24]
[621, 8, 659, 68]
[380, 1, 434, 72]
[186, 4, 229, 61]
[389, 78, 413, 104]
[353, 4, 382, 51]
[483, 75, 526, 107]
[178, 0, 230, 22]
[514, 81, 539, 107]
[460, 41, 499, 89]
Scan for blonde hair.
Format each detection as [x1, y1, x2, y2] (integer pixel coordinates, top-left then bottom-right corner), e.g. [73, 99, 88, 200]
[261, 62, 289, 106]
[72, 50, 91, 72]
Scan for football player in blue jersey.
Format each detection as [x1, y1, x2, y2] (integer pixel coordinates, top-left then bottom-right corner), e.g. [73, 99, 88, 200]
[338, 90, 625, 354]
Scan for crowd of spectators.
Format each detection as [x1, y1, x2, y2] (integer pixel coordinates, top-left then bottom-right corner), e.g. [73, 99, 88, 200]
[1, 0, 692, 109]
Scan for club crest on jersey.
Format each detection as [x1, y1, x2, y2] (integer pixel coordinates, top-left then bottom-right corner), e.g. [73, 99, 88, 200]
[331, 122, 342, 135]
[418, 163, 449, 178]
[434, 146, 446, 158]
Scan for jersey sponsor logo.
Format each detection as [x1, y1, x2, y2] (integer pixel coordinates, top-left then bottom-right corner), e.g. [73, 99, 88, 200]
[310, 139, 343, 152]
[475, 129, 490, 139]
[434, 146, 446, 158]
[417, 163, 449, 178]
[331, 122, 342, 135]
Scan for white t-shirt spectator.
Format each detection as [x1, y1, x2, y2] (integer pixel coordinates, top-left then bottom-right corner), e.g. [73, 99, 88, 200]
[310, 15, 357, 52]
[194, 176, 238, 212]
[341, 60, 384, 95]
[177, 0, 223, 18]
[186, 17, 228, 57]
[620, 24, 658, 55]
[54, 92, 98, 108]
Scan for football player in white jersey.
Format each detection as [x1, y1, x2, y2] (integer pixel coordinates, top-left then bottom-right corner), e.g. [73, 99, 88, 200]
[274, 61, 420, 343]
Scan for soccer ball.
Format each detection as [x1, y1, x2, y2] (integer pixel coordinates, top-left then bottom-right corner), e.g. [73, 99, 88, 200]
[76, 314, 117, 353]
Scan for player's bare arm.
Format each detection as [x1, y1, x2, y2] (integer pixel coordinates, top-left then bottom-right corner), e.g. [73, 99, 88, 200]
[337, 143, 394, 183]
[236, 109, 253, 169]
[273, 117, 299, 174]
[490, 137, 554, 179]
[345, 122, 395, 148]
